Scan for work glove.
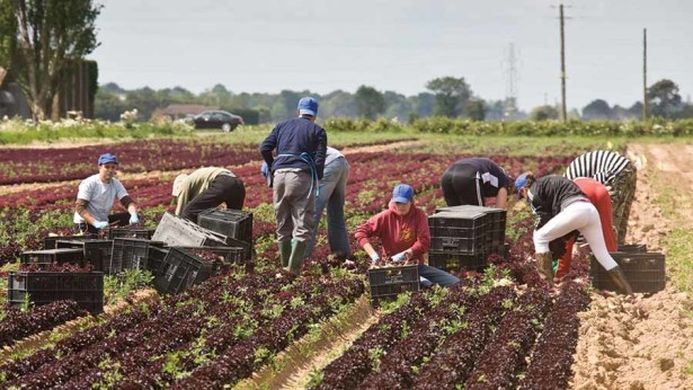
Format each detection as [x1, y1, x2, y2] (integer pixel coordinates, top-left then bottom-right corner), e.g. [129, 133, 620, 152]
[92, 220, 108, 230]
[391, 251, 407, 263]
[369, 252, 380, 264]
[129, 213, 140, 225]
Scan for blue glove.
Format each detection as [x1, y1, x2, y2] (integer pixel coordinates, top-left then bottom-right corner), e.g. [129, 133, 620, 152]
[369, 252, 380, 264]
[129, 213, 139, 224]
[391, 251, 407, 263]
[92, 220, 108, 229]
[261, 162, 269, 178]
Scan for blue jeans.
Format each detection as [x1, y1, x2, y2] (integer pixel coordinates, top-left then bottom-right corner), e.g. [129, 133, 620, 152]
[305, 157, 350, 259]
[418, 264, 460, 288]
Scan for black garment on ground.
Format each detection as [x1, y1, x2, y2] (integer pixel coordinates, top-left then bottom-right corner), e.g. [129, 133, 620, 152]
[529, 175, 586, 229]
[181, 175, 246, 222]
[440, 158, 510, 206]
[74, 211, 130, 234]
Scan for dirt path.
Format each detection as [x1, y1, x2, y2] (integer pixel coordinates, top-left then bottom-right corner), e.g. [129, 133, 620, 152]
[571, 143, 693, 390]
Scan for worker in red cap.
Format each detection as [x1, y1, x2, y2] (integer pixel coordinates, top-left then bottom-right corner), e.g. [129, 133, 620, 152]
[74, 153, 139, 233]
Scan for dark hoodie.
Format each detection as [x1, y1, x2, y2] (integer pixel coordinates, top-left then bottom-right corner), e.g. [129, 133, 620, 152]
[354, 201, 431, 264]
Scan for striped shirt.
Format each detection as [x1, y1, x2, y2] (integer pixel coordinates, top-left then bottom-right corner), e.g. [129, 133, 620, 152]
[565, 150, 631, 185]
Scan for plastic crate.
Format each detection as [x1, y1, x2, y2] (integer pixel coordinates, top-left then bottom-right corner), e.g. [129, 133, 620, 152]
[109, 238, 165, 275]
[56, 240, 113, 272]
[197, 209, 253, 245]
[429, 250, 487, 272]
[428, 211, 488, 254]
[590, 252, 665, 294]
[43, 235, 95, 250]
[367, 265, 420, 305]
[152, 212, 228, 247]
[7, 271, 104, 314]
[154, 247, 215, 295]
[147, 247, 170, 277]
[20, 248, 85, 268]
[105, 227, 154, 240]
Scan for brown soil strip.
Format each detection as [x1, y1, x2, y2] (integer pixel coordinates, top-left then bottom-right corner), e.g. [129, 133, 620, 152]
[0, 288, 158, 364]
[571, 144, 693, 389]
[234, 295, 379, 390]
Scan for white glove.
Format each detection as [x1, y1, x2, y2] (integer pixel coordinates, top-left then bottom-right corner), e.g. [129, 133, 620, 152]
[391, 251, 407, 263]
[92, 220, 108, 229]
[129, 213, 140, 224]
[369, 252, 380, 264]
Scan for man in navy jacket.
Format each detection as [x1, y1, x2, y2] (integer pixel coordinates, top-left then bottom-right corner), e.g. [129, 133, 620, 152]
[260, 97, 327, 274]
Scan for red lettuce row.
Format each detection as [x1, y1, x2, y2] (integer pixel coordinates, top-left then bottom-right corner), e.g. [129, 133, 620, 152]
[411, 286, 516, 389]
[517, 280, 590, 389]
[358, 284, 479, 389]
[464, 288, 552, 389]
[0, 300, 87, 349]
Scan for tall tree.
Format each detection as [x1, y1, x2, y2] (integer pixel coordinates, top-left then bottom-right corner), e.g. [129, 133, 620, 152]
[425, 76, 471, 117]
[647, 79, 682, 118]
[0, 0, 16, 83]
[9, 0, 101, 120]
[582, 99, 612, 120]
[354, 85, 385, 119]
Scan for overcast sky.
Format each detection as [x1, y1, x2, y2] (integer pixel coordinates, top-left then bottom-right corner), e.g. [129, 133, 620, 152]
[91, 0, 693, 111]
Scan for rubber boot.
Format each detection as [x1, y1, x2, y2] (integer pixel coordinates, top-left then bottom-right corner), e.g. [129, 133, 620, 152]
[278, 240, 291, 268]
[535, 252, 554, 287]
[287, 239, 307, 275]
[607, 266, 633, 295]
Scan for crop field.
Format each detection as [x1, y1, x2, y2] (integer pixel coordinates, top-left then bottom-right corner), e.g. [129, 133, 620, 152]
[0, 131, 690, 389]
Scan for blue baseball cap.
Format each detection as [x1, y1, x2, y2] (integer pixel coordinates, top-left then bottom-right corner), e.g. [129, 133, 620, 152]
[391, 184, 414, 204]
[98, 153, 119, 165]
[297, 96, 319, 117]
[514, 172, 530, 193]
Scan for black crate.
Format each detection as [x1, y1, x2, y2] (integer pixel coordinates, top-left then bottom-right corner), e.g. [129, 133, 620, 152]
[152, 212, 228, 247]
[429, 250, 487, 272]
[590, 252, 665, 294]
[368, 265, 419, 305]
[197, 209, 253, 245]
[618, 244, 647, 253]
[429, 211, 488, 254]
[109, 238, 165, 275]
[147, 247, 170, 277]
[106, 227, 154, 240]
[8, 271, 104, 314]
[154, 247, 215, 295]
[43, 235, 95, 250]
[56, 240, 113, 272]
[20, 248, 85, 268]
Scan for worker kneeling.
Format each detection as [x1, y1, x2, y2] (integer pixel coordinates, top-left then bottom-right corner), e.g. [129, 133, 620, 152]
[355, 184, 460, 288]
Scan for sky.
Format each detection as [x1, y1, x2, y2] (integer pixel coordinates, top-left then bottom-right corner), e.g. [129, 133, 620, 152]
[91, 0, 693, 111]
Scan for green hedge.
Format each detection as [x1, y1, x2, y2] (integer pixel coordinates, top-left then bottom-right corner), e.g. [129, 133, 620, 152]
[321, 117, 405, 133]
[410, 117, 693, 137]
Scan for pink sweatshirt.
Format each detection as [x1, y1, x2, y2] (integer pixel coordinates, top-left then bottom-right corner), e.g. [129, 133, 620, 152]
[354, 201, 431, 264]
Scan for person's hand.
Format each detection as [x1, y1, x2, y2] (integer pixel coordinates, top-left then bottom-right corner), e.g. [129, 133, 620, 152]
[92, 220, 108, 229]
[391, 251, 407, 263]
[129, 213, 139, 225]
[369, 252, 380, 266]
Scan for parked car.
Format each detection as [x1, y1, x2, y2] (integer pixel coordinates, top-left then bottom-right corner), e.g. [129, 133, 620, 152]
[192, 110, 244, 132]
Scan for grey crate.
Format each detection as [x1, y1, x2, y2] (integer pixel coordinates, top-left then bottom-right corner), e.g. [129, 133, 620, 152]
[152, 212, 228, 247]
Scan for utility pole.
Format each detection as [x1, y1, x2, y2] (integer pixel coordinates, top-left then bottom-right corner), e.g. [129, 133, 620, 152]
[559, 3, 567, 122]
[643, 28, 648, 120]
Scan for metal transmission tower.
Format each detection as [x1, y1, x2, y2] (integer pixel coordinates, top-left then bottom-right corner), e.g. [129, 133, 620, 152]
[502, 43, 520, 119]
[559, 3, 568, 122]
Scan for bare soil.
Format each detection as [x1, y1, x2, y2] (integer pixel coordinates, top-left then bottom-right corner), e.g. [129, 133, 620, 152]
[571, 143, 693, 390]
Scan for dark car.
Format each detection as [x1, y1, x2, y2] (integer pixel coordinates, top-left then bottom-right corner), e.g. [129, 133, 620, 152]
[192, 110, 244, 132]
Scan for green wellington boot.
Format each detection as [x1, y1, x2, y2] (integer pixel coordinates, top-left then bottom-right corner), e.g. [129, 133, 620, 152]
[278, 240, 292, 268]
[287, 239, 307, 275]
[535, 252, 555, 287]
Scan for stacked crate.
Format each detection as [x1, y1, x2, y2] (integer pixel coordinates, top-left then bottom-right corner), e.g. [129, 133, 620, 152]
[152, 212, 228, 247]
[590, 251, 665, 294]
[197, 209, 253, 262]
[429, 205, 507, 272]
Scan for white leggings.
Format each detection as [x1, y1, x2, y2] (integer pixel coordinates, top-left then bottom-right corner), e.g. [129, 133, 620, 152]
[534, 201, 618, 271]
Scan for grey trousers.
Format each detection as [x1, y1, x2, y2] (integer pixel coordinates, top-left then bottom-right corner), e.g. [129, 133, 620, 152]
[273, 170, 315, 242]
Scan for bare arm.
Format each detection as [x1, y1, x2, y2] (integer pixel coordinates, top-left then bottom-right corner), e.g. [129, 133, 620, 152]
[495, 187, 508, 209]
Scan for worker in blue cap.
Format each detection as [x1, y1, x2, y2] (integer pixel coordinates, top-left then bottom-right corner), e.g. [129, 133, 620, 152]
[73, 153, 140, 234]
[260, 97, 327, 275]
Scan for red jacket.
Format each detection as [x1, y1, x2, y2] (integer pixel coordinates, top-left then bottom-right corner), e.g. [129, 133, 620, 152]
[354, 201, 431, 264]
